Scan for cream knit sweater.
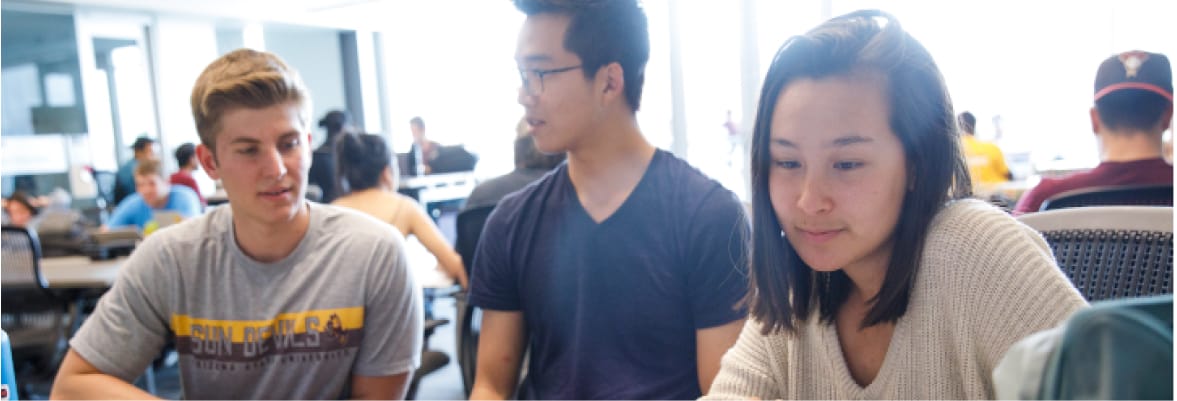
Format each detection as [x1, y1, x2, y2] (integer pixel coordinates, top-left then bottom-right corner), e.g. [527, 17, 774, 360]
[703, 199, 1087, 400]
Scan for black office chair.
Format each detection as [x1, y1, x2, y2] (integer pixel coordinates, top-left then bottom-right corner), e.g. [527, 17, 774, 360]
[1, 226, 72, 399]
[1040, 184, 1173, 211]
[1019, 206, 1174, 302]
[453, 205, 495, 396]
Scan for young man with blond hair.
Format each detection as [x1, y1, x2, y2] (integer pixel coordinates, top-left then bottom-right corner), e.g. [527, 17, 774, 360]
[52, 49, 422, 400]
[105, 158, 202, 231]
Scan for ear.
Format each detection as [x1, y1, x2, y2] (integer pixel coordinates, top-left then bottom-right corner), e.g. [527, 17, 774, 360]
[1090, 106, 1102, 135]
[1161, 105, 1174, 131]
[196, 144, 221, 180]
[599, 62, 626, 104]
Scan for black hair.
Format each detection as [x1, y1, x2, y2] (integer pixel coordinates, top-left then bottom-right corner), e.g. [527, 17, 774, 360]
[747, 10, 972, 335]
[334, 132, 394, 193]
[174, 143, 196, 167]
[514, 0, 649, 111]
[318, 110, 350, 138]
[1095, 90, 1173, 133]
[958, 111, 976, 135]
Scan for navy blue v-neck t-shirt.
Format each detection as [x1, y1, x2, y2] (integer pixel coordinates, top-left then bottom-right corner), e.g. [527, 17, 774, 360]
[469, 149, 750, 400]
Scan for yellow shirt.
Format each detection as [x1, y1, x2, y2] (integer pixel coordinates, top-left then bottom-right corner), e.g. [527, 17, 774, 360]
[962, 135, 1011, 184]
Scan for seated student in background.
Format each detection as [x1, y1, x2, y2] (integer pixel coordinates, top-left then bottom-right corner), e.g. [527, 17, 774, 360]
[958, 111, 1012, 185]
[169, 142, 206, 205]
[331, 132, 468, 289]
[52, 48, 422, 400]
[1014, 51, 1173, 214]
[469, 0, 750, 399]
[702, 11, 1086, 400]
[3, 190, 41, 229]
[105, 158, 202, 231]
[463, 118, 565, 210]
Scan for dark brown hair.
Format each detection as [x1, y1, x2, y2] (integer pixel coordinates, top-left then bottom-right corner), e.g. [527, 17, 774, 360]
[747, 10, 971, 334]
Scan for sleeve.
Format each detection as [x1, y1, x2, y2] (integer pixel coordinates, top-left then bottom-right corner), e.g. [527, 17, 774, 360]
[702, 319, 784, 400]
[171, 187, 202, 217]
[67, 237, 173, 382]
[467, 206, 521, 311]
[352, 233, 423, 377]
[1013, 180, 1054, 215]
[963, 214, 1087, 376]
[106, 196, 139, 228]
[686, 188, 751, 329]
[991, 145, 1011, 179]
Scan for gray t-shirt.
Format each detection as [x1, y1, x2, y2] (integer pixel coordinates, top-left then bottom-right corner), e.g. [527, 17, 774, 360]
[70, 203, 422, 399]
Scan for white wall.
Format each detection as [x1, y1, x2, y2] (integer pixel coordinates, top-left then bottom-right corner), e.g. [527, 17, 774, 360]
[264, 26, 346, 148]
[151, 16, 218, 195]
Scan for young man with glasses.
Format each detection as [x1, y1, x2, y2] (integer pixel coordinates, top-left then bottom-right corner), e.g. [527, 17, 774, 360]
[467, 0, 750, 399]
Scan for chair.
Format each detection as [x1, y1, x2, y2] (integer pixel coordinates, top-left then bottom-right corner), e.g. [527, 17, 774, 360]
[1, 226, 73, 399]
[89, 169, 118, 210]
[453, 205, 495, 396]
[1018, 206, 1173, 302]
[1040, 183, 1172, 211]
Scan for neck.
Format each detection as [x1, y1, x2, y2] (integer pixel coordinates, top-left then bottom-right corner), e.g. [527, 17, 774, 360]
[1098, 130, 1163, 162]
[232, 202, 311, 263]
[566, 115, 653, 183]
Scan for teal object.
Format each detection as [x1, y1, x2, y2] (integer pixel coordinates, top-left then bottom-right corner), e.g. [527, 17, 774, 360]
[1, 329, 17, 400]
[1039, 294, 1173, 400]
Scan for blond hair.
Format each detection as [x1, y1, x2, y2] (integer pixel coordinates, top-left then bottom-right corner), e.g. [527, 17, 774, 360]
[189, 48, 311, 149]
[134, 158, 163, 178]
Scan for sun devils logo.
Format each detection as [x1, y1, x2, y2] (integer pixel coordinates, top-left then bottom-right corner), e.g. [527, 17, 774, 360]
[325, 313, 348, 345]
[1119, 51, 1150, 78]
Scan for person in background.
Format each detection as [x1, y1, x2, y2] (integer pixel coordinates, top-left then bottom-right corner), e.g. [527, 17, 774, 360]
[309, 109, 351, 203]
[462, 118, 565, 210]
[332, 132, 468, 289]
[1014, 50, 1174, 214]
[3, 190, 41, 229]
[702, 11, 1085, 400]
[114, 136, 157, 205]
[105, 158, 202, 231]
[52, 49, 422, 400]
[958, 111, 1012, 185]
[408, 116, 441, 175]
[468, 0, 750, 399]
[169, 142, 206, 205]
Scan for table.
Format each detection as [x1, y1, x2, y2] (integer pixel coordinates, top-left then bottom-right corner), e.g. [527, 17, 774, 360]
[398, 172, 477, 206]
[41, 256, 125, 288]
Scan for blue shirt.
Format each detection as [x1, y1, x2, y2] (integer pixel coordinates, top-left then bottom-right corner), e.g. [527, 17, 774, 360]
[107, 186, 202, 230]
[469, 149, 750, 400]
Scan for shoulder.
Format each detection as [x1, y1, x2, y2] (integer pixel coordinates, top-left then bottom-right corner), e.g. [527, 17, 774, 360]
[312, 203, 404, 250]
[652, 151, 743, 218]
[924, 200, 1052, 276]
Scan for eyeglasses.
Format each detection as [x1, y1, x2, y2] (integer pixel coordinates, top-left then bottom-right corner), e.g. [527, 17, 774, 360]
[518, 65, 582, 96]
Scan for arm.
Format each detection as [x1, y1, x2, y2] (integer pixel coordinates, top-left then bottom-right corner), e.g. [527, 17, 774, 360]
[696, 319, 745, 393]
[105, 196, 138, 228]
[51, 238, 172, 398]
[51, 350, 159, 400]
[701, 320, 783, 400]
[349, 373, 411, 400]
[469, 310, 526, 400]
[409, 203, 468, 288]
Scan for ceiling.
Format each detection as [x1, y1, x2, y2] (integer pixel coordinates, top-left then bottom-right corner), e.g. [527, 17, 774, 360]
[3, 0, 402, 30]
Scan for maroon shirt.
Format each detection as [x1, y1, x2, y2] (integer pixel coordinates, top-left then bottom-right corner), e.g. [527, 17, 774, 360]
[1014, 157, 1173, 214]
[169, 170, 205, 205]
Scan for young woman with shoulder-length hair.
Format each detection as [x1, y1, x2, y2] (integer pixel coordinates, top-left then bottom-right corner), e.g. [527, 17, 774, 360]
[703, 10, 1086, 400]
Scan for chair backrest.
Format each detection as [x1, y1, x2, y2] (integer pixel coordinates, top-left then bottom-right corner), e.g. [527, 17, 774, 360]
[90, 170, 118, 208]
[1038, 294, 1172, 400]
[455, 205, 495, 275]
[1041, 184, 1173, 211]
[1018, 206, 1173, 302]
[1, 226, 46, 289]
